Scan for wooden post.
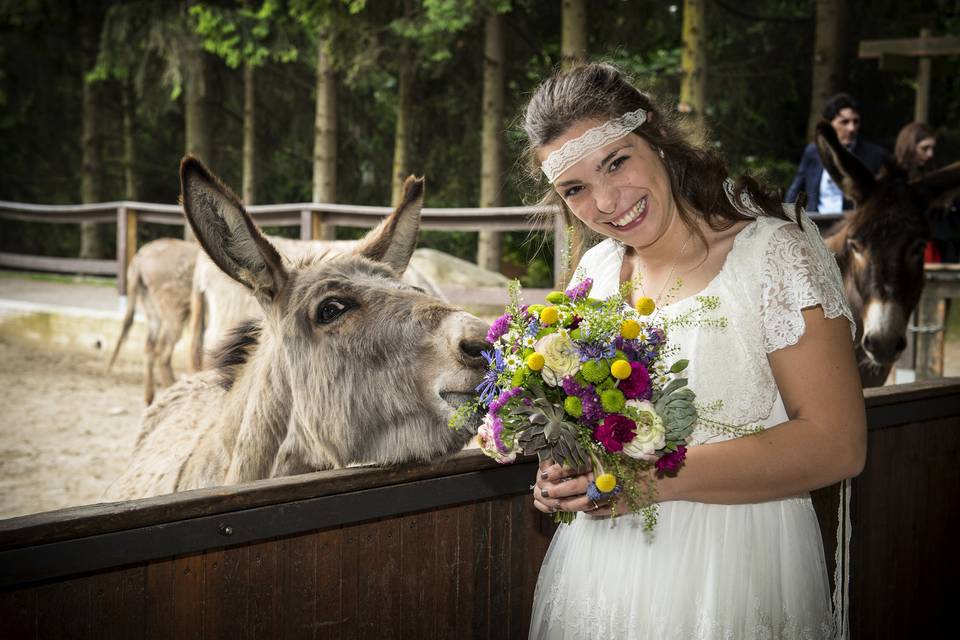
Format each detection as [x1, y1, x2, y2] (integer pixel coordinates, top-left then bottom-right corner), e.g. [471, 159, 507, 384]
[914, 291, 946, 380]
[914, 28, 932, 123]
[300, 210, 312, 241]
[116, 207, 137, 300]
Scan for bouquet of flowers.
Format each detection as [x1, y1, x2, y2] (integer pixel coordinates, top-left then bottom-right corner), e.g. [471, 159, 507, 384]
[454, 277, 748, 530]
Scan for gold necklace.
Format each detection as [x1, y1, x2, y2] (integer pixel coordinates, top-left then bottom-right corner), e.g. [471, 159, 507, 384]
[635, 233, 692, 311]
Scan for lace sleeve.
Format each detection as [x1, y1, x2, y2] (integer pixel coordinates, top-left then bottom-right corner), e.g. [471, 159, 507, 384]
[760, 221, 855, 353]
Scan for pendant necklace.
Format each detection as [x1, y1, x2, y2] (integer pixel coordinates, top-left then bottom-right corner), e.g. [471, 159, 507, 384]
[635, 232, 692, 315]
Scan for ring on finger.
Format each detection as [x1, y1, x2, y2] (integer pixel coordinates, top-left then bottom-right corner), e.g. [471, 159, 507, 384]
[589, 499, 600, 511]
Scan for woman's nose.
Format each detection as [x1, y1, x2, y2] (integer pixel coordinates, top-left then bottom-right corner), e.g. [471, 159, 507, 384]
[594, 186, 619, 215]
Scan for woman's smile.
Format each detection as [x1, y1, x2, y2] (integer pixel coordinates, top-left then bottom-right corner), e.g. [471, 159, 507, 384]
[608, 196, 648, 230]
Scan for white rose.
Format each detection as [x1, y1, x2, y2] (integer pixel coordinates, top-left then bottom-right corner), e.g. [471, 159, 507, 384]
[476, 414, 517, 463]
[622, 400, 666, 459]
[534, 332, 581, 387]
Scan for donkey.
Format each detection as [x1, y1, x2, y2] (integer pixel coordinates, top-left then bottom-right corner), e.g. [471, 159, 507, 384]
[816, 121, 960, 387]
[107, 238, 198, 404]
[104, 158, 489, 501]
[188, 237, 446, 371]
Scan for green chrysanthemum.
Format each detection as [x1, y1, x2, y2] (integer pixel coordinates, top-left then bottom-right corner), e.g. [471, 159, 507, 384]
[581, 359, 610, 384]
[600, 388, 626, 413]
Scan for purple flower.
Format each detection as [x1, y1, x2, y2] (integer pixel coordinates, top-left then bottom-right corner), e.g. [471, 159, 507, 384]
[618, 362, 652, 400]
[565, 278, 593, 301]
[613, 336, 642, 361]
[655, 445, 687, 475]
[587, 481, 622, 501]
[561, 375, 603, 424]
[593, 414, 637, 452]
[476, 349, 506, 406]
[489, 386, 522, 414]
[579, 341, 615, 362]
[486, 313, 512, 343]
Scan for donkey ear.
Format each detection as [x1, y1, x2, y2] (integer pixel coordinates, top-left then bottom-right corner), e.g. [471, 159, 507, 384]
[815, 121, 877, 205]
[911, 160, 960, 205]
[355, 176, 424, 274]
[179, 156, 287, 303]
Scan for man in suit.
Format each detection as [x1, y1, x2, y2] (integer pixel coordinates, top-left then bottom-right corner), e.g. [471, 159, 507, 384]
[786, 93, 890, 213]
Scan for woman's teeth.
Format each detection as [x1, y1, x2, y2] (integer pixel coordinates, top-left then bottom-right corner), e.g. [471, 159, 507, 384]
[611, 198, 646, 227]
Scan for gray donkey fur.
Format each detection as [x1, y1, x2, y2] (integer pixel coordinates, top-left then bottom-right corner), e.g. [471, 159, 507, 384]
[104, 158, 489, 500]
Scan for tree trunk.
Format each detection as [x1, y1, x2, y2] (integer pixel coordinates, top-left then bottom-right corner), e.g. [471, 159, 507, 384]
[680, 0, 707, 141]
[242, 61, 256, 205]
[312, 34, 336, 239]
[121, 79, 138, 201]
[183, 41, 210, 242]
[78, 72, 103, 259]
[807, 0, 846, 140]
[477, 10, 505, 273]
[391, 59, 413, 208]
[561, 0, 587, 68]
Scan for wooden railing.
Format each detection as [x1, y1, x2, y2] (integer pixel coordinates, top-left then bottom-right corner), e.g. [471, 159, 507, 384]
[0, 200, 566, 292]
[0, 379, 957, 638]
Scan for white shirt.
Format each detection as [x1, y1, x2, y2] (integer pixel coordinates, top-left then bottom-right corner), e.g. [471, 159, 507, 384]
[817, 169, 844, 213]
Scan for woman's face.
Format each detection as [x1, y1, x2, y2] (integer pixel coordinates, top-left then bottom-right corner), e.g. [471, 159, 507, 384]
[538, 119, 676, 250]
[915, 136, 935, 167]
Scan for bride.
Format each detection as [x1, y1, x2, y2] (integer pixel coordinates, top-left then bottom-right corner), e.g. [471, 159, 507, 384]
[523, 63, 866, 639]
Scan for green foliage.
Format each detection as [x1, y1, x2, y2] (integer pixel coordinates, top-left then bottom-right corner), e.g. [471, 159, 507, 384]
[191, 1, 299, 68]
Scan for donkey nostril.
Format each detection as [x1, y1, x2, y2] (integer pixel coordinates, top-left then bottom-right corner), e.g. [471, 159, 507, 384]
[460, 339, 491, 360]
[895, 337, 906, 353]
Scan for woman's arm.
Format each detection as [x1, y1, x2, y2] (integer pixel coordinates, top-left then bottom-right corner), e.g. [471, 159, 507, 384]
[655, 307, 866, 504]
[533, 307, 867, 515]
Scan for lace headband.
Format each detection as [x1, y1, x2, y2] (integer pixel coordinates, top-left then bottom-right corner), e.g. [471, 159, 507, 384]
[541, 108, 648, 183]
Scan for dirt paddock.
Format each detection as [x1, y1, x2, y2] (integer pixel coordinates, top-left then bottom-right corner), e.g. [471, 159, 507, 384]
[1, 326, 959, 522]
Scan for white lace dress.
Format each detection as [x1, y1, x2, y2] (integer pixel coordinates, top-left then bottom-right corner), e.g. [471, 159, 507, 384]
[528, 209, 854, 640]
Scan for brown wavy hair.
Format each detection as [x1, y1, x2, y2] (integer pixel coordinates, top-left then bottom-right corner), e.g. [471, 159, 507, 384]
[894, 121, 936, 179]
[520, 62, 797, 273]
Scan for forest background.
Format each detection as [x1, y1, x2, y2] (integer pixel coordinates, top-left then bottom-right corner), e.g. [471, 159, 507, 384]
[1, 0, 958, 287]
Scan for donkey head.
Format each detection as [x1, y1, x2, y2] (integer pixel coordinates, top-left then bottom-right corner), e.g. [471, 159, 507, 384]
[180, 157, 489, 477]
[817, 122, 960, 384]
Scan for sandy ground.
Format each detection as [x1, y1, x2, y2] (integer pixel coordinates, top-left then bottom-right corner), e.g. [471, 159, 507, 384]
[0, 337, 145, 519]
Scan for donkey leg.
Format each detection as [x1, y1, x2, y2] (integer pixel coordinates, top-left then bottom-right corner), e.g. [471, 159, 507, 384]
[144, 327, 158, 405]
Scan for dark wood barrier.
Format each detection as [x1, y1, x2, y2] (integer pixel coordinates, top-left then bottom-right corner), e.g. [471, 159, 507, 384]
[0, 379, 957, 639]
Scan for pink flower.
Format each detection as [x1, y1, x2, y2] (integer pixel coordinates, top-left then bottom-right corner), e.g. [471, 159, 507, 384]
[618, 362, 651, 400]
[593, 414, 637, 452]
[655, 445, 687, 475]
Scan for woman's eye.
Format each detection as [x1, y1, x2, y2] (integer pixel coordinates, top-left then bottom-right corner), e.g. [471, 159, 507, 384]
[609, 156, 628, 172]
[563, 185, 583, 198]
[317, 298, 351, 324]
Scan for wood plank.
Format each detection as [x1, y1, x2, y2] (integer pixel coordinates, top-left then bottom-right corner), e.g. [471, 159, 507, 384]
[172, 554, 204, 640]
[36, 576, 89, 640]
[859, 35, 960, 58]
[470, 501, 492, 640]
[489, 498, 512, 638]
[88, 569, 125, 639]
[314, 528, 343, 639]
[0, 584, 37, 639]
[203, 546, 250, 640]
[278, 533, 317, 640]
[433, 504, 462, 635]
[399, 511, 436, 639]
[375, 519, 402, 638]
[118, 565, 147, 638]
[0, 252, 117, 276]
[338, 526, 360, 640]
[354, 523, 380, 640]
[247, 538, 280, 640]
[145, 559, 175, 640]
[452, 502, 478, 637]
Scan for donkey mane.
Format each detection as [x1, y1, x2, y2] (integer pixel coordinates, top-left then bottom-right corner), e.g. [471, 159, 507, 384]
[212, 319, 262, 390]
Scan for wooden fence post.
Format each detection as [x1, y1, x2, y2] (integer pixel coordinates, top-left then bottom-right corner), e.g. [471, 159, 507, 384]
[116, 206, 138, 299]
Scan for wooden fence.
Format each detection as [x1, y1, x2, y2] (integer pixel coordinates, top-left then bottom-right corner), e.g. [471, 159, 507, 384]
[0, 200, 566, 292]
[0, 379, 957, 639]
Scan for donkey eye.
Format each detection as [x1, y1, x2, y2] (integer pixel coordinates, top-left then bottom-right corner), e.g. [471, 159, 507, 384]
[316, 298, 352, 324]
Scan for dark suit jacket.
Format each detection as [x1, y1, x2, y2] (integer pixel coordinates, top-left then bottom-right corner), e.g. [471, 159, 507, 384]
[785, 139, 889, 212]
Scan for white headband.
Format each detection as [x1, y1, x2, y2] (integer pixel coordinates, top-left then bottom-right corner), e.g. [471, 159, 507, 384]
[541, 108, 648, 183]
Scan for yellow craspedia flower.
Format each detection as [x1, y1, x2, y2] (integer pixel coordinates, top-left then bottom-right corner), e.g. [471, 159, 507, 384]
[540, 305, 559, 325]
[610, 359, 632, 380]
[526, 352, 545, 371]
[635, 296, 656, 316]
[596, 473, 617, 493]
[620, 319, 640, 340]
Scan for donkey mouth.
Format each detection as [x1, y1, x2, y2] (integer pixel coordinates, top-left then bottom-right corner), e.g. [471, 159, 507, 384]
[440, 391, 483, 432]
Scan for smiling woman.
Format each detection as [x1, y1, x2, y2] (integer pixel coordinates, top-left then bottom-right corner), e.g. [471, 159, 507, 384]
[520, 62, 867, 639]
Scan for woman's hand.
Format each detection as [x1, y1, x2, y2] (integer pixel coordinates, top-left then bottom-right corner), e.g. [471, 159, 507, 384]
[532, 461, 604, 516]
